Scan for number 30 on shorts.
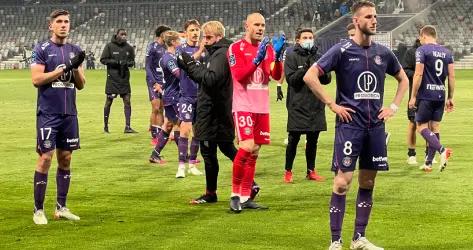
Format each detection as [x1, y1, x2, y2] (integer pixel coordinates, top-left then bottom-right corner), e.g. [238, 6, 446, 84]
[238, 115, 253, 127]
[343, 141, 352, 155]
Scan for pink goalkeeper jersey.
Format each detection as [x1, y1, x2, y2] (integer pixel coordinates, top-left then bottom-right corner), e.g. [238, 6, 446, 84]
[228, 39, 276, 114]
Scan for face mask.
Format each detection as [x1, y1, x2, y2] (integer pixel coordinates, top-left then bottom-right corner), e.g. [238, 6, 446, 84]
[300, 39, 314, 50]
[179, 38, 187, 45]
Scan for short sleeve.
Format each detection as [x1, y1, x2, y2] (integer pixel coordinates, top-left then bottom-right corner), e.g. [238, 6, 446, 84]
[447, 51, 454, 64]
[315, 43, 342, 74]
[415, 47, 425, 64]
[386, 49, 401, 76]
[31, 43, 46, 66]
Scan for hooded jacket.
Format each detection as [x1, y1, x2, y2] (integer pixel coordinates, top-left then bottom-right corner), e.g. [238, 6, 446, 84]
[284, 43, 331, 132]
[100, 35, 135, 94]
[182, 38, 234, 142]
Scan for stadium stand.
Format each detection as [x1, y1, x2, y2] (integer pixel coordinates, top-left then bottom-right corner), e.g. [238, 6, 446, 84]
[1, 0, 472, 69]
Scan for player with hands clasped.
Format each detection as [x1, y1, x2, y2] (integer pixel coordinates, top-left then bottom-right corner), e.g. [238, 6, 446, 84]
[30, 9, 86, 225]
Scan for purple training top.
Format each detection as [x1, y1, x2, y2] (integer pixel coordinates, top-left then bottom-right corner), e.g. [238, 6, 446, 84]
[31, 40, 83, 116]
[316, 40, 401, 129]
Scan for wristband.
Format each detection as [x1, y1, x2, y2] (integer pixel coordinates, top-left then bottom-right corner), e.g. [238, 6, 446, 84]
[390, 103, 399, 113]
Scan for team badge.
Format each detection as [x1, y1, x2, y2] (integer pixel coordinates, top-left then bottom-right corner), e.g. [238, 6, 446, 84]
[43, 140, 52, 149]
[229, 54, 236, 66]
[69, 52, 75, 59]
[244, 127, 251, 135]
[342, 156, 352, 167]
[374, 55, 382, 65]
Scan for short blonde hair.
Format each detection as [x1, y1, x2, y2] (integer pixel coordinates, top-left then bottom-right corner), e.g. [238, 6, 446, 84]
[162, 30, 179, 47]
[202, 21, 225, 37]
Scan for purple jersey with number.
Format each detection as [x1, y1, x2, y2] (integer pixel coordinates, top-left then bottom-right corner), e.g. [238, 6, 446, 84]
[145, 41, 166, 86]
[415, 44, 453, 101]
[315, 40, 401, 129]
[176, 44, 199, 98]
[160, 51, 180, 106]
[31, 40, 82, 115]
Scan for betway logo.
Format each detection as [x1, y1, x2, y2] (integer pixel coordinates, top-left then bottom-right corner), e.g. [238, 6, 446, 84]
[259, 131, 270, 137]
[67, 138, 79, 143]
[372, 156, 387, 162]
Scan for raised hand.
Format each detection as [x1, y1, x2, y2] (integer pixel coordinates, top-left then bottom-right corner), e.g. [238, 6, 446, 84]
[253, 36, 270, 66]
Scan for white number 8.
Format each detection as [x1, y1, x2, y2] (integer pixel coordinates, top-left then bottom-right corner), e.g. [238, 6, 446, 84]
[343, 141, 353, 155]
[435, 59, 443, 77]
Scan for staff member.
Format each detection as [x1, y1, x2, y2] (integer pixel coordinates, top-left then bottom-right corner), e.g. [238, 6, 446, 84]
[100, 28, 136, 133]
[283, 28, 331, 183]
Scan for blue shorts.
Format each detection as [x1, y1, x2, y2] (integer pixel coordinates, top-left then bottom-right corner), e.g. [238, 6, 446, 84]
[178, 97, 197, 123]
[415, 99, 445, 123]
[147, 83, 162, 101]
[331, 125, 388, 173]
[164, 103, 179, 123]
[36, 114, 80, 154]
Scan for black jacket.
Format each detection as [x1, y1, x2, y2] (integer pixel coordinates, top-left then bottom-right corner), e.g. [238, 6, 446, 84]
[183, 38, 234, 142]
[284, 44, 331, 132]
[100, 35, 135, 94]
[402, 39, 421, 97]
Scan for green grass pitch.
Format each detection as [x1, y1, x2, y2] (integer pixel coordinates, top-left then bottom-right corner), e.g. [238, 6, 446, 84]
[0, 69, 472, 249]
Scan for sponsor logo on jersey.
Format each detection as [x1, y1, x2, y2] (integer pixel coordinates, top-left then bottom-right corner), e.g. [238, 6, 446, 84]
[48, 54, 57, 57]
[372, 156, 387, 162]
[349, 58, 360, 62]
[354, 71, 380, 100]
[259, 131, 270, 137]
[52, 82, 75, 88]
[426, 84, 446, 91]
[66, 138, 79, 143]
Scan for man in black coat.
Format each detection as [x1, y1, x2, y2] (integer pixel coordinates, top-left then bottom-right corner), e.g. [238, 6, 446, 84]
[177, 21, 259, 204]
[402, 38, 422, 165]
[100, 28, 137, 133]
[283, 28, 331, 183]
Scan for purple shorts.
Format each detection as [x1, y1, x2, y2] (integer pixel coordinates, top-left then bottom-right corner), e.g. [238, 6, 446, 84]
[164, 103, 179, 123]
[36, 114, 80, 154]
[147, 83, 162, 101]
[178, 97, 197, 123]
[415, 99, 445, 123]
[331, 125, 388, 173]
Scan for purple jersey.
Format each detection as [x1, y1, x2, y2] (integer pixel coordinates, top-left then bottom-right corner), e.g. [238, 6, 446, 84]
[160, 51, 180, 106]
[415, 44, 453, 101]
[145, 41, 166, 86]
[176, 44, 199, 98]
[31, 40, 82, 115]
[316, 40, 401, 128]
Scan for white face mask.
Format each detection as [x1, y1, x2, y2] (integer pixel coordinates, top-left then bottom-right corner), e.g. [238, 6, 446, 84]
[300, 39, 314, 50]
